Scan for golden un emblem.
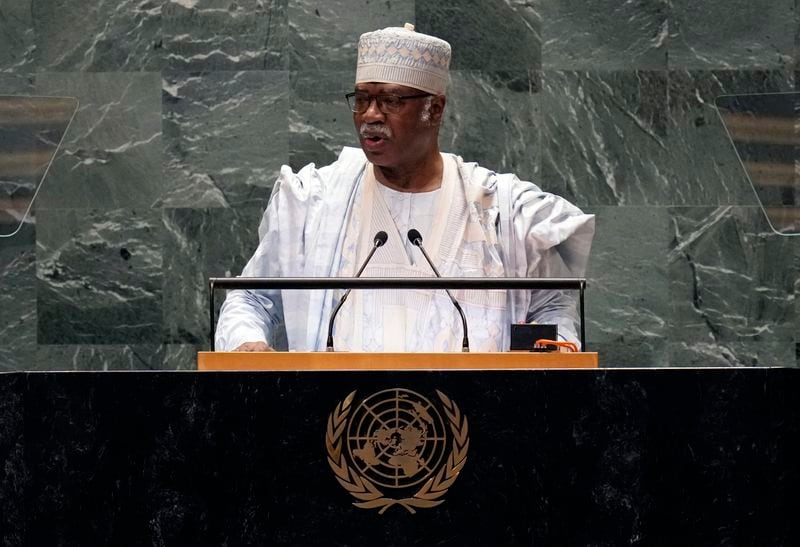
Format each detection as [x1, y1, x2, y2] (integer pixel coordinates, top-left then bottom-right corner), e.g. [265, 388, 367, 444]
[325, 388, 469, 514]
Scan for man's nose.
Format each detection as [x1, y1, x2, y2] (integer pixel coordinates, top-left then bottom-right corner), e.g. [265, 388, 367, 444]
[362, 97, 385, 121]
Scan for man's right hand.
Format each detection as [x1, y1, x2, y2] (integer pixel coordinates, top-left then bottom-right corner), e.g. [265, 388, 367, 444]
[233, 341, 274, 352]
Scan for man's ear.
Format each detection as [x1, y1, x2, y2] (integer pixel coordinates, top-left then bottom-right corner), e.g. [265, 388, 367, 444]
[429, 94, 446, 124]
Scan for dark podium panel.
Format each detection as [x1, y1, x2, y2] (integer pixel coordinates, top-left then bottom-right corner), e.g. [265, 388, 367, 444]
[0, 368, 797, 545]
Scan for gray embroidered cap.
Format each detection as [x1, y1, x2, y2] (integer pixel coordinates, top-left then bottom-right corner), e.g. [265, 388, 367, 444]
[356, 23, 451, 95]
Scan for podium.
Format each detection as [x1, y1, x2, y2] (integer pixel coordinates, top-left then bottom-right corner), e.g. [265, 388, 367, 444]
[197, 351, 599, 370]
[1, 365, 795, 545]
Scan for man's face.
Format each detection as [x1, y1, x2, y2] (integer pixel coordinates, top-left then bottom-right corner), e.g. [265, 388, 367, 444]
[352, 82, 444, 169]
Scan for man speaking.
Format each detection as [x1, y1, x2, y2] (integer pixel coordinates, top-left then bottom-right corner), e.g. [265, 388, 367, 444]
[215, 23, 595, 352]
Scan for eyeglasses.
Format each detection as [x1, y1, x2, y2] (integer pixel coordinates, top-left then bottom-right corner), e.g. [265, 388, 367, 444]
[345, 91, 430, 114]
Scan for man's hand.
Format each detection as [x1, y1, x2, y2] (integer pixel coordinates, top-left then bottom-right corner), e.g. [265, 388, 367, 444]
[233, 341, 274, 352]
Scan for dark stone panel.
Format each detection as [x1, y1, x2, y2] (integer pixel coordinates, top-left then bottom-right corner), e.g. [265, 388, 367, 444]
[443, 71, 541, 189]
[288, 0, 414, 71]
[31, 0, 163, 71]
[415, 0, 541, 70]
[665, 70, 794, 206]
[162, 0, 288, 71]
[584, 206, 669, 365]
[669, 0, 795, 69]
[668, 340, 796, 367]
[766, 366, 800, 543]
[0, 74, 36, 94]
[289, 70, 359, 172]
[634, 368, 789, 543]
[591, 340, 669, 368]
[4, 369, 797, 544]
[0, 373, 25, 545]
[162, 207, 264, 347]
[33, 72, 163, 210]
[162, 344, 200, 370]
[540, 0, 668, 70]
[33, 344, 165, 371]
[36, 209, 163, 344]
[0, 221, 36, 372]
[0, 0, 36, 72]
[21, 372, 183, 545]
[667, 207, 796, 356]
[540, 71, 669, 206]
[796, 239, 800, 366]
[161, 70, 288, 208]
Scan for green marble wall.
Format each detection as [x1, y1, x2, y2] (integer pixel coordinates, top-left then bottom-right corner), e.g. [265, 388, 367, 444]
[0, 0, 797, 369]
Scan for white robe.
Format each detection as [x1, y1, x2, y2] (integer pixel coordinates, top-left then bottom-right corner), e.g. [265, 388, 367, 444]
[215, 147, 595, 352]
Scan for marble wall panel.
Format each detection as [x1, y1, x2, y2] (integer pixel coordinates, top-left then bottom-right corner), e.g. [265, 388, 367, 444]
[442, 70, 541, 186]
[163, 0, 289, 71]
[37, 208, 163, 344]
[665, 70, 794, 206]
[33, 72, 163, 210]
[33, 344, 166, 371]
[0, 222, 36, 371]
[162, 206, 265, 346]
[289, 70, 358, 171]
[162, 70, 288, 208]
[667, 206, 796, 365]
[416, 0, 541, 70]
[540, 0, 668, 70]
[32, 0, 163, 71]
[0, 0, 36, 72]
[540, 71, 669, 206]
[668, 339, 796, 367]
[1, 2, 798, 369]
[2, 76, 40, 370]
[162, 344, 200, 369]
[0, 73, 35, 94]
[669, 0, 795, 69]
[288, 0, 414, 70]
[585, 206, 670, 367]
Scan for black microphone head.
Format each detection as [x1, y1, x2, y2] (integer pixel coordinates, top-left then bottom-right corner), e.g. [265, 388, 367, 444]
[374, 231, 388, 247]
[407, 229, 423, 246]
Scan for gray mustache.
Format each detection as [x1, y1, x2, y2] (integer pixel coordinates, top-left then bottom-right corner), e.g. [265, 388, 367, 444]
[359, 123, 392, 139]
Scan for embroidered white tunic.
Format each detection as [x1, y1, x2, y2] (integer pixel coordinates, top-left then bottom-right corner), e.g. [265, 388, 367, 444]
[215, 147, 595, 352]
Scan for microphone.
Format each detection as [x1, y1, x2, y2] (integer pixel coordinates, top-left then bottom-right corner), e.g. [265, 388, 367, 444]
[326, 231, 388, 351]
[407, 229, 470, 352]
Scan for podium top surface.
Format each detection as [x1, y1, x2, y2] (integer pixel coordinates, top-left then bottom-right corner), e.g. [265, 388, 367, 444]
[196, 351, 599, 371]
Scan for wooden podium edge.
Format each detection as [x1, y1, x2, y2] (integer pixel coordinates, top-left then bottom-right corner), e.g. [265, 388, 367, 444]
[197, 351, 599, 371]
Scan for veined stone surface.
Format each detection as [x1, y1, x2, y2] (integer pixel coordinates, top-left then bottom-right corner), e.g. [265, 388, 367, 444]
[0, 221, 36, 371]
[540, 0, 668, 70]
[442, 70, 541, 188]
[33, 344, 166, 371]
[36, 209, 163, 344]
[585, 206, 670, 365]
[0, 1, 795, 368]
[0, 0, 36, 73]
[288, 0, 414, 70]
[669, 0, 795, 69]
[32, 0, 163, 71]
[416, 0, 541, 70]
[289, 70, 359, 171]
[163, 0, 288, 71]
[162, 70, 288, 208]
[541, 70, 669, 206]
[33, 72, 163, 210]
[162, 206, 264, 346]
[668, 206, 796, 364]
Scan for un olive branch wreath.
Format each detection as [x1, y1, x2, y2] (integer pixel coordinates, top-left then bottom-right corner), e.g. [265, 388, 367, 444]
[325, 390, 469, 514]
